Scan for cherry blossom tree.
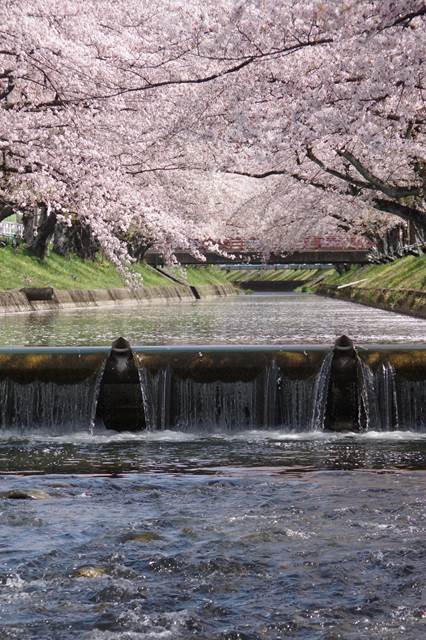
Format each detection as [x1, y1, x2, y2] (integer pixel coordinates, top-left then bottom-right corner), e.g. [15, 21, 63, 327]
[0, 0, 236, 261]
[1, 0, 424, 264]
[197, 1, 426, 245]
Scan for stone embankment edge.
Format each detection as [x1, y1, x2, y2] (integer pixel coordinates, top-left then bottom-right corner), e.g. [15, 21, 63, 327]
[0, 283, 239, 315]
[316, 284, 426, 319]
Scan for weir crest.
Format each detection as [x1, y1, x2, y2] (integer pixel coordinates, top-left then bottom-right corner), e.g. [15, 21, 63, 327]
[0, 339, 425, 434]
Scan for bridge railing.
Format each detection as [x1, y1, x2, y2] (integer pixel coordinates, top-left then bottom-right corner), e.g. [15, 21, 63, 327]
[0, 222, 24, 238]
[149, 236, 373, 254]
[299, 235, 373, 250]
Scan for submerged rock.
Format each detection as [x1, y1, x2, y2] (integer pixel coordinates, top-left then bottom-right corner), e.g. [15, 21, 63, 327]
[122, 531, 164, 543]
[1, 489, 50, 500]
[73, 565, 109, 579]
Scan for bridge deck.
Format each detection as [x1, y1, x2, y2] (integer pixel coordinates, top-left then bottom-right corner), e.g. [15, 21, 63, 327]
[144, 249, 370, 265]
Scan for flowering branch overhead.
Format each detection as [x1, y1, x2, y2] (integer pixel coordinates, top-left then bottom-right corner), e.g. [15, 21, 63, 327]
[0, 0, 424, 262]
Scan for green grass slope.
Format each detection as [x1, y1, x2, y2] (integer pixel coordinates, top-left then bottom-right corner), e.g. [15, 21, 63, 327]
[146, 265, 231, 286]
[181, 266, 231, 286]
[224, 267, 331, 283]
[0, 247, 172, 290]
[319, 255, 426, 291]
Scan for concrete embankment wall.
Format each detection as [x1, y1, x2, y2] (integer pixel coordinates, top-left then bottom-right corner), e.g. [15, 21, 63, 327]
[0, 283, 239, 316]
[316, 284, 426, 319]
[194, 284, 239, 299]
[237, 280, 302, 292]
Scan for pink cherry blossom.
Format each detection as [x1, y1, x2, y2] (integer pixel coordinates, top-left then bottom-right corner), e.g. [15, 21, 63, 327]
[0, 1, 424, 263]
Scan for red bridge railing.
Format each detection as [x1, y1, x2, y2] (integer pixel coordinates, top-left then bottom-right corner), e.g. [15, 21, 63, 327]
[201, 236, 372, 253]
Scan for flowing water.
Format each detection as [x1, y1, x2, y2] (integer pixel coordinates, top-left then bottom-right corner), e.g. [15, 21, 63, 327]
[137, 360, 320, 433]
[1, 293, 425, 345]
[2, 294, 426, 639]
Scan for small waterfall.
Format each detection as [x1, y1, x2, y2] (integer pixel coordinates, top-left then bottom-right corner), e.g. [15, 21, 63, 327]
[263, 359, 279, 426]
[396, 379, 426, 432]
[139, 366, 172, 431]
[0, 368, 105, 434]
[310, 351, 333, 431]
[138, 367, 154, 431]
[2, 343, 425, 435]
[357, 359, 426, 431]
[280, 377, 317, 431]
[376, 362, 399, 431]
[89, 361, 106, 434]
[174, 377, 261, 431]
[357, 358, 382, 430]
[139, 356, 330, 433]
[139, 366, 264, 431]
[358, 359, 399, 430]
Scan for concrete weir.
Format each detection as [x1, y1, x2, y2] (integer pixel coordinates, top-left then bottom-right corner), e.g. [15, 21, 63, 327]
[0, 338, 425, 433]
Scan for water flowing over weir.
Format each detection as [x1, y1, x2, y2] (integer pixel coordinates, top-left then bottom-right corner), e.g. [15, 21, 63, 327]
[0, 349, 106, 433]
[357, 351, 426, 431]
[138, 360, 320, 432]
[0, 340, 425, 434]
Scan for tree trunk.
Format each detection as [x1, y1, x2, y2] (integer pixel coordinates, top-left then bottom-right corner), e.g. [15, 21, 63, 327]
[72, 221, 98, 259]
[28, 207, 57, 259]
[22, 210, 36, 246]
[127, 236, 153, 261]
[408, 220, 426, 244]
[52, 223, 69, 256]
[52, 220, 99, 259]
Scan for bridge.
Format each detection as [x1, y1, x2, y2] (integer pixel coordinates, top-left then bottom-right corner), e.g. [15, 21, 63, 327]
[0, 225, 372, 265]
[144, 248, 370, 265]
[145, 237, 372, 265]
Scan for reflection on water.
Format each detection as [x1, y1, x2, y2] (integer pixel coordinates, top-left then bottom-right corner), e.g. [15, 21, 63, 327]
[1, 293, 425, 345]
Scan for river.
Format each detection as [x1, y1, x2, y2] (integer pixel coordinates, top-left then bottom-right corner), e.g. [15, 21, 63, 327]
[0, 292, 425, 345]
[1, 293, 426, 639]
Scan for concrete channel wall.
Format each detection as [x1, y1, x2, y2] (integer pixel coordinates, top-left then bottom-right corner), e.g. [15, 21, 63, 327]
[316, 284, 426, 319]
[0, 283, 239, 315]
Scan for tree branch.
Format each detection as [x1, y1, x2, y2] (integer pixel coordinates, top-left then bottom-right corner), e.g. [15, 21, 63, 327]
[338, 150, 423, 198]
[387, 6, 426, 28]
[48, 37, 333, 102]
[372, 198, 426, 230]
[306, 147, 373, 190]
[222, 167, 329, 191]
[225, 168, 288, 179]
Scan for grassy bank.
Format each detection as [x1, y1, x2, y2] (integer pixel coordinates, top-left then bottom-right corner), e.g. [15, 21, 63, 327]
[159, 266, 231, 286]
[0, 248, 236, 291]
[0, 246, 334, 292]
[4, 246, 423, 296]
[310, 255, 426, 319]
[0, 247, 172, 290]
[314, 255, 426, 291]
[224, 267, 330, 284]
